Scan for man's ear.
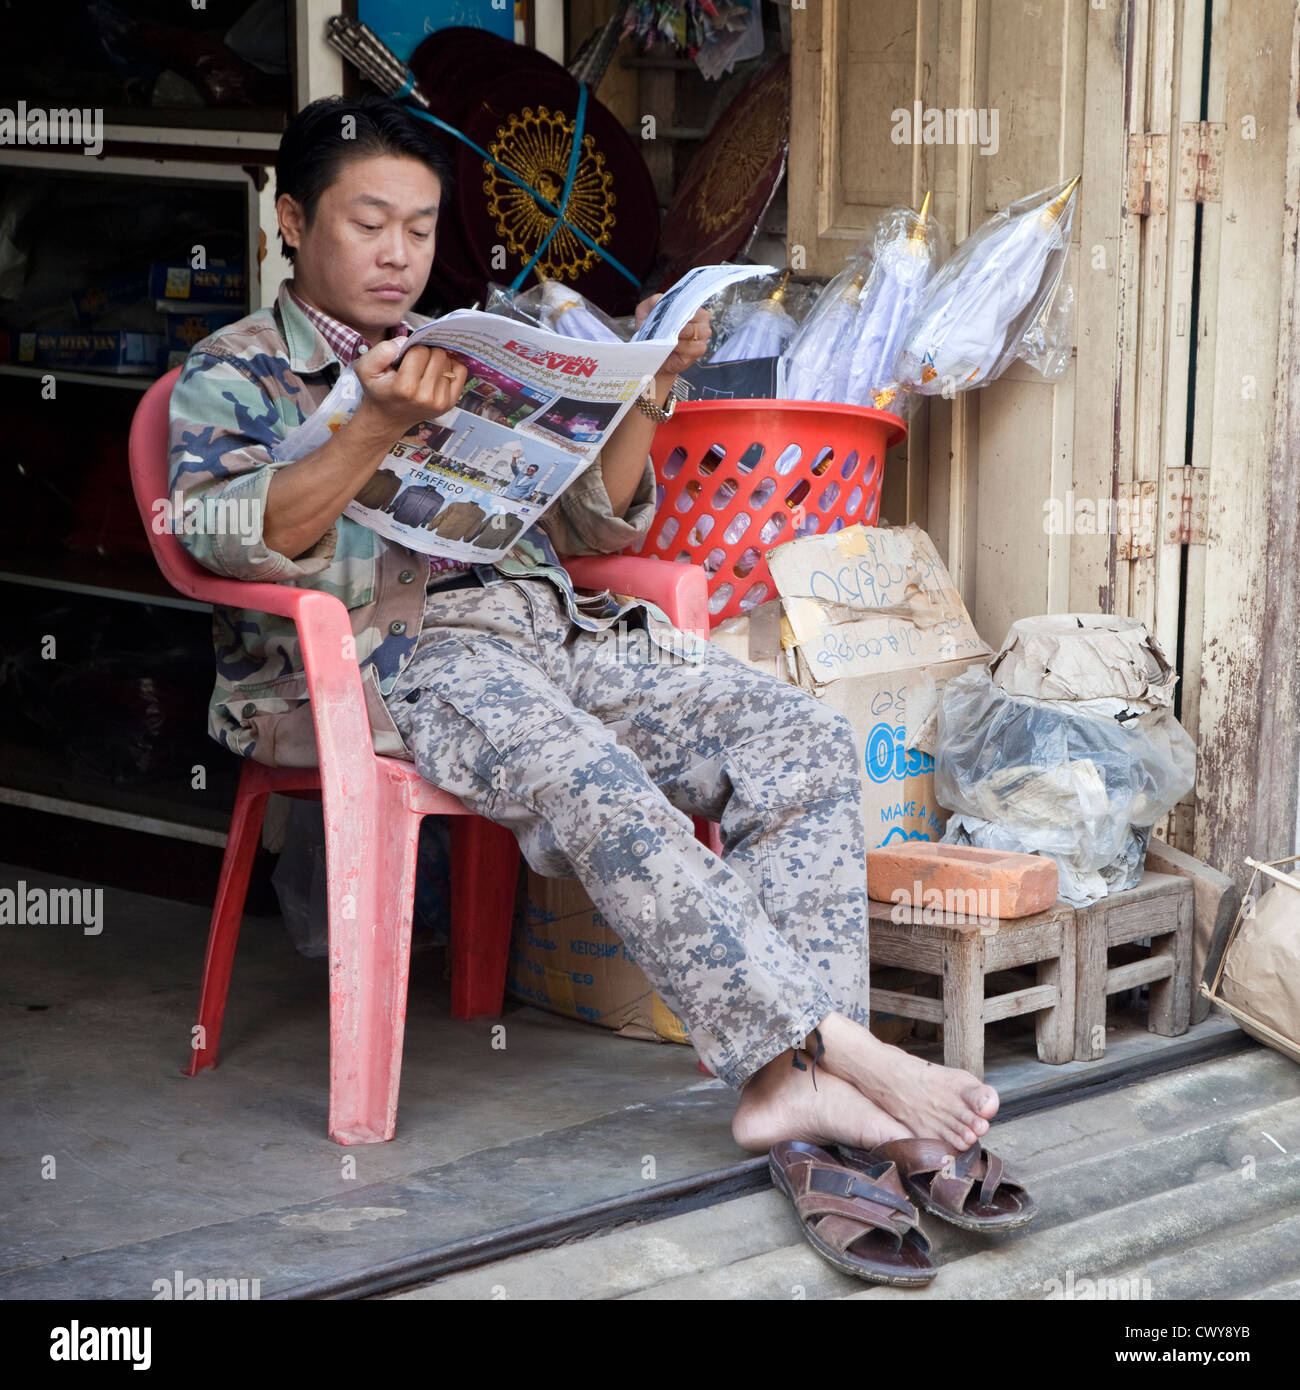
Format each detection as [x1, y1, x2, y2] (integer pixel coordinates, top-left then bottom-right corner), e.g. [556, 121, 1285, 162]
[276, 193, 305, 256]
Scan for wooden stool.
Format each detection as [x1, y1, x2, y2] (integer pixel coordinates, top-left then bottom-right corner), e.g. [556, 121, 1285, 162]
[867, 898, 1077, 1079]
[1072, 869, 1193, 1059]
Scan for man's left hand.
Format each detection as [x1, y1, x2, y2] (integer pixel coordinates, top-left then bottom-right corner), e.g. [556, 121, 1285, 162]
[635, 295, 712, 381]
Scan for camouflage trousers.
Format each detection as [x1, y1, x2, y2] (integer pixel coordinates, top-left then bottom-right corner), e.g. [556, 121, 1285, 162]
[385, 573, 871, 1089]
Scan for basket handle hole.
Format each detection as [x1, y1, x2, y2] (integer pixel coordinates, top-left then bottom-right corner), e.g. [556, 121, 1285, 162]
[697, 444, 726, 476]
[810, 447, 834, 477]
[661, 446, 688, 481]
[735, 443, 765, 474]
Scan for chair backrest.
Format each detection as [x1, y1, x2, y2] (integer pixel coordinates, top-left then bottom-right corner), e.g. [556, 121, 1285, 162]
[128, 365, 232, 604]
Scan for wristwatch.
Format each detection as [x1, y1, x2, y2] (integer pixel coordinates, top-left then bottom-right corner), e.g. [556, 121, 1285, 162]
[634, 377, 689, 423]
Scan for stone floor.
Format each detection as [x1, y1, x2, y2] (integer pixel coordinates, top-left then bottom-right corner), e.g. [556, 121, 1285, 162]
[0, 858, 1253, 1299]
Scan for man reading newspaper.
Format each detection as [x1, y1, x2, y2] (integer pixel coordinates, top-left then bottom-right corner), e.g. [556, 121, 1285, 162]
[168, 95, 1001, 1179]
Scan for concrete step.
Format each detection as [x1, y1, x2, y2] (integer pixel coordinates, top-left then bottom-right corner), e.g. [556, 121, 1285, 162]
[391, 1046, 1300, 1301]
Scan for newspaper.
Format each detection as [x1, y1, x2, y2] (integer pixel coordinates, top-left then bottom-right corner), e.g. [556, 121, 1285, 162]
[270, 263, 774, 562]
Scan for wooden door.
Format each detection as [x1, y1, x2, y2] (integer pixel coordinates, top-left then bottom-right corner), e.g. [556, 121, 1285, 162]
[787, 0, 1300, 872]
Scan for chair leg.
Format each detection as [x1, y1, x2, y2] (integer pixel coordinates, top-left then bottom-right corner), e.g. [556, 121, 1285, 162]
[693, 815, 724, 856]
[449, 816, 521, 1020]
[183, 773, 270, 1076]
[324, 778, 420, 1145]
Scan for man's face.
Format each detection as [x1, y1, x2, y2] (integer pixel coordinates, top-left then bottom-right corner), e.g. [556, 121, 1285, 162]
[278, 152, 440, 339]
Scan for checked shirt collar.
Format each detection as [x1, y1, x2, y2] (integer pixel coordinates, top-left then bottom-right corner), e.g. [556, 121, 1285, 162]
[285, 282, 414, 369]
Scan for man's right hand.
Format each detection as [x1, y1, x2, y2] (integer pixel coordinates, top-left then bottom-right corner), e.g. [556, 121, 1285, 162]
[353, 338, 469, 440]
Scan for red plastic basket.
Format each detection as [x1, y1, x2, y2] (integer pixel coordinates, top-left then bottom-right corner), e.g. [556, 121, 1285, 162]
[637, 400, 906, 625]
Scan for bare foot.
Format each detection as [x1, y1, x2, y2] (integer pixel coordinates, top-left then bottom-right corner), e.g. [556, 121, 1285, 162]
[812, 1013, 1000, 1153]
[731, 1047, 915, 1154]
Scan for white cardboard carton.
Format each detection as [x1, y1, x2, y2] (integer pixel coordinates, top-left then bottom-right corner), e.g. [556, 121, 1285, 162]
[766, 524, 993, 846]
[770, 523, 990, 686]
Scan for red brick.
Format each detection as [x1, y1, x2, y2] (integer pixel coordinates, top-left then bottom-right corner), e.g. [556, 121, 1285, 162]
[866, 842, 1059, 919]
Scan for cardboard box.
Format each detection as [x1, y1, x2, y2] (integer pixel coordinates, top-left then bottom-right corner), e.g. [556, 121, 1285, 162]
[714, 526, 992, 1048]
[161, 309, 244, 371]
[508, 525, 988, 1052]
[17, 329, 164, 374]
[74, 269, 150, 324]
[809, 653, 992, 846]
[508, 870, 690, 1044]
[771, 523, 990, 684]
[765, 523, 993, 847]
[149, 256, 247, 308]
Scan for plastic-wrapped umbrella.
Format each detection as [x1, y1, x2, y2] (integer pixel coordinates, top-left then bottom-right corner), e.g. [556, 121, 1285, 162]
[710, 271, 795, 362]
[538, 279, 625, 341]
[898, 175, 1080, 395]
[844, 193, 940, 410]
[781, 263, 869, 401]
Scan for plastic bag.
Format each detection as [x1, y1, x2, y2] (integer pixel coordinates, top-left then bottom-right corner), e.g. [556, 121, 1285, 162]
[934, 666, 1195, 906]
[898, 175, 1079, 396]
[779, 243, 874, 400]
[484, 279, 633, 340]
[271, 799, 453, 958]
[270, 366, 363, 462]
[1018, 260, 1075, 381]
[708, 279, 797, 363]
[842, 200, 948, 416]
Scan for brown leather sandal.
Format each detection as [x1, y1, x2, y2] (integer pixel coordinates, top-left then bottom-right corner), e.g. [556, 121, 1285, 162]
[836, 1137, 1037, 1232]
[768, 1140, 937, 1285]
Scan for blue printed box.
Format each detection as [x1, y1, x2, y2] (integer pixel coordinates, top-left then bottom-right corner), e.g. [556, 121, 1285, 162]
[17, 330, 164, 375]
[149, 257, 247, 308]
[507, 871, 688, 1043]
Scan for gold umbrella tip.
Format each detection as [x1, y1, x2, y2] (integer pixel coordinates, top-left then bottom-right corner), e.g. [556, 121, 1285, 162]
[1043, 174, 1082, 222]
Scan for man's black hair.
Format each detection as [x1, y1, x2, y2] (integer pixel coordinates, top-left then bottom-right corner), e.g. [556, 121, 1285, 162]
[274, 94, 454, 263]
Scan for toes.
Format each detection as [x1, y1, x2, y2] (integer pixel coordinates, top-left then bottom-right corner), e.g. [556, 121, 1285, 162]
[969, 1085, 1000, 1118]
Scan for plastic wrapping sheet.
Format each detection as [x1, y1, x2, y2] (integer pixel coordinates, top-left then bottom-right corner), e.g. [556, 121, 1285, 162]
[935, 666, 1195, 905]
[898, 176, 1079, 396]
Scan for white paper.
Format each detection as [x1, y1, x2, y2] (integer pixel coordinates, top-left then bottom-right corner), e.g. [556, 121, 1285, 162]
[631, 263, 776, 344]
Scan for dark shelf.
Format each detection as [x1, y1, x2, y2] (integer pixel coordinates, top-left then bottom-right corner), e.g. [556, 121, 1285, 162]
[0, 553, 204, 611]
[0, 737, 237, 839]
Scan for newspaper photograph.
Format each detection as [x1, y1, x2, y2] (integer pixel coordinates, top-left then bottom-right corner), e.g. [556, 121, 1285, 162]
[270, 262, 773, 562]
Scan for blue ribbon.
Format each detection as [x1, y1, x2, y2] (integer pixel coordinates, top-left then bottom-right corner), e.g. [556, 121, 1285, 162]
[509, 81, 587, 290]
[403, 84, 641, 289]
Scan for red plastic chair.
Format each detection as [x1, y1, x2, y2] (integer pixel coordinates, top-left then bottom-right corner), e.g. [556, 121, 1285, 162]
[129, 367, 710, 1143]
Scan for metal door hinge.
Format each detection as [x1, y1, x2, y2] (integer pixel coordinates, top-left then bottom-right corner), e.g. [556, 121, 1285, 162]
[1178, 122, 1225, 203]
[1126, 132, 1168, 216]
[1117, 480, 1158, 560]
[1163, 466, 1209, 545]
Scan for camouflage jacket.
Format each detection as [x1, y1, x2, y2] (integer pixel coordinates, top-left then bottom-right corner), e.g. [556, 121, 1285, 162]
[167, 278, 702, 768]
